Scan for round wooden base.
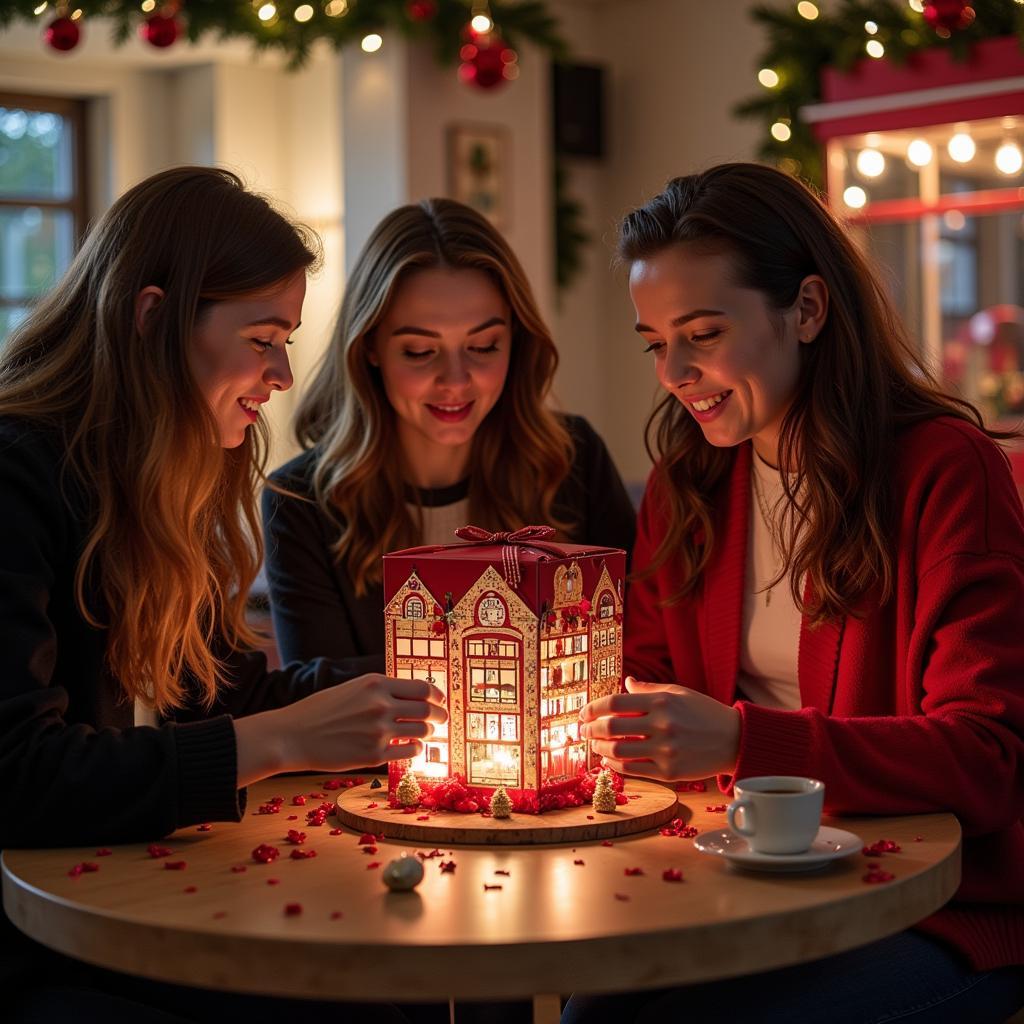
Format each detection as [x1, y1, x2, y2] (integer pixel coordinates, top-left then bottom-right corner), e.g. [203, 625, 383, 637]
[334, 779, 682, 845]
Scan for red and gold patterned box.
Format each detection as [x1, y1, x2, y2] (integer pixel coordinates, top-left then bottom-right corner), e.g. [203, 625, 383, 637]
[384, 526, 625, 810]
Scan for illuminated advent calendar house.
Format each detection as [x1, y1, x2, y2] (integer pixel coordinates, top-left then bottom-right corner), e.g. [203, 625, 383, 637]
[383, 527, 625, 806]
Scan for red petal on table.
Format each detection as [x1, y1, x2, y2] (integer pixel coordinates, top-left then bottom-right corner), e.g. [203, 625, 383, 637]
[147, 844, 172, 858]
[600, 841, 614, 847]
[80, 862, 100, 872]
[197, 824, 212, 832]
[402, 806, 420, 814]
[483, 884, 503, 891]
[676, 780, 707, 792]
[285, 830, 307, 845]
[366, 803, 380, 810]
[95, 849, 112, 856]
[267, 878, 281, 885]
[329, 829, 343, 836]
[573, 859, 585, 866]
[164, 861, 187, 870]
[230, 865, 247, 873]
[586, 815, 594, 820]
[439, 860, 457, 873]
[183, 886, 197, 893]
[615, 793, 628, 805]
[662, 869, 684, 882]
[330, 910, 344, 919]
[286, 815, 298, 821]
[291, 795, 307, 806]
[322, 779, 343, 790]
[624, 867, 644, 876]
[863, 869, 895, 883]
[863, 839, 902, 856]
[416, 815, 430, 821]
[67, 864, 84, 878]
[309, 793, 326, 799]
[290, 849, 318, 860]
[358, 833, 377, 845]
[362, 846, 378, 855]
[251, 844, 280, 864]
[256, 804, 281, 815]
[270, 797, 285, 805]
[494, 869, 510, 876]
[419, 848, 444, 859]
[613, 893, 630, 901]
[705, 805, 727, 813]
[284, 902, 303, 916]
[366, 861, 381, 869]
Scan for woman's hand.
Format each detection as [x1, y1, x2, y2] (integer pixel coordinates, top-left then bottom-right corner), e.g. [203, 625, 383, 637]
[579, 676, 741, 782]
[234, 674, 448, 786]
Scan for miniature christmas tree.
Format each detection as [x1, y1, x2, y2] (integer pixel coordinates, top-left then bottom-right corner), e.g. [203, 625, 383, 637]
[396, 767, 422, 807]
[592, 768, 617, 813]
[490, 786, 513, 819]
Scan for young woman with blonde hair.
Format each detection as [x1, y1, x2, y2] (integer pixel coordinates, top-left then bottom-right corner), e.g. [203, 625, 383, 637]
[263, 198, 635, 669]
[1, 166, 446, 1024]
[571, 163, 1024, 1022]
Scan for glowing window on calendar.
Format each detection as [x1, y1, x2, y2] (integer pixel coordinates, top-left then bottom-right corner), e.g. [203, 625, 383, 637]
[405, 595, 425, 619]
[467, 741, 520, 787]
[599, 592, 614, 619]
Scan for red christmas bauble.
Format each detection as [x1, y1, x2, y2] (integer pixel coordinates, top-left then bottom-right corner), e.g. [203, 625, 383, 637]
[406, 0, 437, 21]
[44, 15, 81, 52]
[140, 12, 181, 48]
[922, 0, 975, 32]
[458, 37, 516, 91]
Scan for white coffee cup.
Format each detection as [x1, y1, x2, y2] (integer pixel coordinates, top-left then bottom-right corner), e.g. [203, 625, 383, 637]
[726, 776, 824, 855]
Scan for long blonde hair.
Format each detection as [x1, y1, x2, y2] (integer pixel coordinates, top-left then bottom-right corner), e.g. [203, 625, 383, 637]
[293, 198, 573, 595]
[0, 166, 319, 713]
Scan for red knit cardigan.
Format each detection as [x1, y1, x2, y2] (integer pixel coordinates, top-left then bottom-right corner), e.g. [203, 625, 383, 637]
[625, 417, 1024, 971]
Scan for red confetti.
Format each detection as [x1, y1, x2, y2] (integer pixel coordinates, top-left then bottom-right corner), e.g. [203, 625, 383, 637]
[197, 824, 212, 832]
[358, 833, 377, 845]
[586, 814, 595, 820]
[267, 878, 281, 885]
[863, 868, 895, 884]
[284, 902, 303, 916]
[183, 886, 197, 893]
[624, 867, 644, 876]
[419, 848, 444, 860]
[705, 805, 727, 813]
[329, 829, 343, 836]
[573, 859, 585, 866]
[290, 849, 318, 860]
[366, 861, 381, 869]
[164, 861, 187, 870]
[67, 864, 84, 878]
[256, 803, 281, 815]
[366, 802, 380, 810]
[309, 792, 326, 799]
[483, 884, 503, 891]
[676, 780, 707, 792]
[440, 860, 457, 873]
[494, 869, 510, 876]
[660, 818, 699, 839]
[614, 893, 630, 901]
[147, 844, 172, 858]
[95, 848, 112, 857]
[362, 846, 378, 855]
[286, 815, 298, 821]
[213, 911, 227, 919]
[230, 865, 247, 873]
[68, 861, 100, 877]
[251, 843, 280, 864]
[662, 869, 684, 882]
[862, 839, 902, 857]
[285, 830, 307, 845]
[330, 910, 344, 919]
[416, 815, 430, 821]
[915, 836, 924, 842]
[601, 840, 614, 847]
[323, 779, 343, 790]
[291, 795, 307, 806]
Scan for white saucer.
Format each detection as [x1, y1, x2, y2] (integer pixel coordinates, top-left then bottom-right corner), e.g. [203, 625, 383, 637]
[692, 826, 863, 873]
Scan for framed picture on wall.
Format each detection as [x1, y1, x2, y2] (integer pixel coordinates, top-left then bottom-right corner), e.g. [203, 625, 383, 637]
[447, 123, 509, 229]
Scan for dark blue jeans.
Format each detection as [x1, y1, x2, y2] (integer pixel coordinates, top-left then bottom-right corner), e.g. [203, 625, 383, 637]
[562, 931, 1024, 1024]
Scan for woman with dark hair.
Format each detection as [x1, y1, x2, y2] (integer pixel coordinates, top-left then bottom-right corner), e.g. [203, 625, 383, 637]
[0, 166, 447, 1024]
[262, 197, 634, 670]
[570, 163, 1024, 1022]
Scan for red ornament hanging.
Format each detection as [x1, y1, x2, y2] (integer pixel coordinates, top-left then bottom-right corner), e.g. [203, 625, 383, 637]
[141, 11, 182, 49]
[458, 37, 518, 91]
[922, 0, 975, 33]
[406, 0, 438, 21]
[44, 14, 81, 52]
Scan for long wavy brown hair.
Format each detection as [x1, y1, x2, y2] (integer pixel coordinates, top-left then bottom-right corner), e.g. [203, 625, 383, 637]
[0, 166, 319, 713]
[293, 198, 573, 595]
[619, 162, 1016, 622]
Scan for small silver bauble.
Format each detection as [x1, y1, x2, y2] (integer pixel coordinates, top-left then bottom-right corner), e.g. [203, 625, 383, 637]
[382, 853, 425, 891]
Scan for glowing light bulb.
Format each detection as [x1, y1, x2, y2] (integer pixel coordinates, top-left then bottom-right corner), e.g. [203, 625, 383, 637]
[843, 186, 867, 209]
[294, 3, 313, 21]
[908, 0, 924, 10]
[33, 1, 47, 14]
[257, 2, 276, 21]
[771, 121, 792, 142]
[361, 32, 382, 52]
[140, 0, 155, 11]
[948, 132, 976, 163]
[995, 141, 1023, 175]
[856, 148, 885, 177]
[470, 13, 492, 33]
[758, 68, 779, 88]
[866, 39, 885, 58]
[906, 138, 933, 167]
[325, 0, 348, 14]
[797, 1, 819, 18]
[865, 20, 878, 33]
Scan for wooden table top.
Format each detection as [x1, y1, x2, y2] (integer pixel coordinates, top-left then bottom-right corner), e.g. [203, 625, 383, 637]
[3, 774, 961, 1008]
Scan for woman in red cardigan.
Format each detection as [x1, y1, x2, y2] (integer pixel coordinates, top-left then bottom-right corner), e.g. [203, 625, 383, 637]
[568, 163, 1024, 1023]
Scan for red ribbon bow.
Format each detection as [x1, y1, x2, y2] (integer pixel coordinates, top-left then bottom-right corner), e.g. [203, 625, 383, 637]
[453, 525, 557, 589]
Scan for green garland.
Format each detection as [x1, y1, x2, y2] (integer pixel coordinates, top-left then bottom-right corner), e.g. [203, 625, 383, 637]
[735, 0, 1024, 186]
[0, 0, 568, 70]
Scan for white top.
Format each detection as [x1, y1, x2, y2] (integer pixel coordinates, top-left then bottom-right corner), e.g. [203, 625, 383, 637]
[410, 497, 471, 548]
[736, 452, 802, 711]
